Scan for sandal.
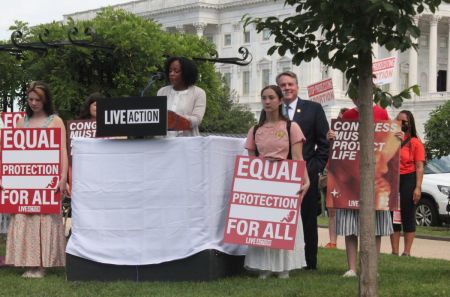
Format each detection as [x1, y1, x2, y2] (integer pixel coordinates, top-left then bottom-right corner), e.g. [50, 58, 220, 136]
[258, 271, 272, 279]
[324, 242, 337, 249]
[277, 271, 289, 279]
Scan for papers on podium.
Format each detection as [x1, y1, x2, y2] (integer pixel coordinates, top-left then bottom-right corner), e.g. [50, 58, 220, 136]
[168, 110, 191, 131]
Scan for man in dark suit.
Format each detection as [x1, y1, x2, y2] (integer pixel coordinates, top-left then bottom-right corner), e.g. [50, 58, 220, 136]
[277, 71, 329, 270]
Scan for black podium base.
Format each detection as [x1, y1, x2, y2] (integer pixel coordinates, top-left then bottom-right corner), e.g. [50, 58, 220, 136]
[66, 250, 245, 282]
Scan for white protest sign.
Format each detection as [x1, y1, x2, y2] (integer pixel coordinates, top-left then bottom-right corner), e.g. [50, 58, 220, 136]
[307, 78, 335, 106]
[0, 128, 61, 214]
[373, 56, 396, 85]
[224, 156, 305, 250]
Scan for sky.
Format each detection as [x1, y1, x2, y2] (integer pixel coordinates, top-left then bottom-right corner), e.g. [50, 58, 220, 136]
[0, 0, 132, 41]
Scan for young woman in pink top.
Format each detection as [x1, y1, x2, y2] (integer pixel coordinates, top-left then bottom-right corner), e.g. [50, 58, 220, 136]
[244, 85, 310, 279]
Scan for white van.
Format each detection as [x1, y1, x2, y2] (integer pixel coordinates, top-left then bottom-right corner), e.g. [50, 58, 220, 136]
[416, 155, 450, 226]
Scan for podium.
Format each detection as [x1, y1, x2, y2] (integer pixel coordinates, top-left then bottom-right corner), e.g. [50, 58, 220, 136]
[66, 250, 244, 282]
[66, 137, 247, 282]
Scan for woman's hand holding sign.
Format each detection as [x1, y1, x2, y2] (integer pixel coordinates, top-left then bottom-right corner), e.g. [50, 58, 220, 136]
[55, 177, 70, 197]
[297, 169, 310, 203]
[327, 129, 336, 141]
[292, 141, 310, 203]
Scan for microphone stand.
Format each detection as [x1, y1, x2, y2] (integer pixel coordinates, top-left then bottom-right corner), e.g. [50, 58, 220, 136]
[140, 72, 164, 97]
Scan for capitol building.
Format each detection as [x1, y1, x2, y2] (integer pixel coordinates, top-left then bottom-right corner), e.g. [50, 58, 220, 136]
[65, 0, 450, 137]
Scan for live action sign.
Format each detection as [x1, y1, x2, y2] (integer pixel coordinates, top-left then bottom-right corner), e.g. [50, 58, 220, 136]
[224, 156, 306, 250]
[96, 96, 167, 137]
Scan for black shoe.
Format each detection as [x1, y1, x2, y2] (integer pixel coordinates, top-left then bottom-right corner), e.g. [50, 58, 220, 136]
[303, 265, 317, 270]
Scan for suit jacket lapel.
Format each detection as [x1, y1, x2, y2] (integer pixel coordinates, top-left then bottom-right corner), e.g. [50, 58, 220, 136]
[293, 98, 305, 123]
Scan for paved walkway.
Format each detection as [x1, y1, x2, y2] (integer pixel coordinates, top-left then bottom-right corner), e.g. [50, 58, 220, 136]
[65, 219, 450, 260]
[318, 227, 450, 261]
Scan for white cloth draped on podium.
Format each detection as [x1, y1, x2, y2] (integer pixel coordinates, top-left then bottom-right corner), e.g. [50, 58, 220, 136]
[66, 136, 248, 265]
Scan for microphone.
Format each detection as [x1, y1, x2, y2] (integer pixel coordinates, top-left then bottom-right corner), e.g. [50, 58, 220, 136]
[152, 72, 165, 81]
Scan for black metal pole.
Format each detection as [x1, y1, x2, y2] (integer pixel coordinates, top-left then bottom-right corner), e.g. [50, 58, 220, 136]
[3, 93, 8, 112]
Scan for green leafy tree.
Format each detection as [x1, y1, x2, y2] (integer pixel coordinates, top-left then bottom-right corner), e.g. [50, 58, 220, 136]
[2, 8, 254, 133]
[425, 100, 450, 158]
[0, 51, 25, 112]
[0, 21, 30, 112]
[247, 1, 449, 296]
[201, 84, 256, 133]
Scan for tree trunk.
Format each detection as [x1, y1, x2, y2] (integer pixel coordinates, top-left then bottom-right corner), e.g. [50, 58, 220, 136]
[358, 49, 378, 297]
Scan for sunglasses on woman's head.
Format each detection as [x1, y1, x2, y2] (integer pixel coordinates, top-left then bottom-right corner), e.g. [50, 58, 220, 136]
[27, 81, 45, 93]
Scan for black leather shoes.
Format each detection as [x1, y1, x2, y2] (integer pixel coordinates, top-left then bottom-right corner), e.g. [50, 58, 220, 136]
[303, 266, 317, 270]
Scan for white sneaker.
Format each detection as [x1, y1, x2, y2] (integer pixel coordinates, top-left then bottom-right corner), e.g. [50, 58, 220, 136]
[277, 271, 289, 279]
[342, 270, 357, 277]
[28, 268, 45, 278]
[32, 268, 45, 278]
[21, 269, 34, 278]
[258, 271, 272, 279]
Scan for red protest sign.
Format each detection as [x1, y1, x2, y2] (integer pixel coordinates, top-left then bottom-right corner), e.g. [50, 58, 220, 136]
[326, 120, 400, 210]
[224, 156, 306, 250]
[0, 128, 62, 214]
[0, 112, 26, 128]
[67, 120, 97, 139]
[307, 78, 335, 106]
[67, 119, 96, 161]
[393, 210, 401, 224]
[373, 57, 396, 86]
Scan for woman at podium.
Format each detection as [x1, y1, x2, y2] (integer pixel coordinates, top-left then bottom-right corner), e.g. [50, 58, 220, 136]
[157, 56, 206, 136]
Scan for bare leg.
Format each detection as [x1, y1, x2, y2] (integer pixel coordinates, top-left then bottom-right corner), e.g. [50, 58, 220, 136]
[345, 235, 358, 271]
[390, 232, 400, 255]
[403, 232, 415, 255]
[328, 208, 337, 244]
[376, 235, 382, 254]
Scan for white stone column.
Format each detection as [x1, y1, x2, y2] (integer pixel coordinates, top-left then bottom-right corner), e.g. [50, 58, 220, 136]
[193, 22, 207, 37]
[409, 17, 419, 87]
[176, 24, 185, 34]
[372, 43, 379, 60]
[428, 15, 439, 93]
[331, 68, 344, 96]
[310, 59, 322, 85]
[447, 20, 450, 91]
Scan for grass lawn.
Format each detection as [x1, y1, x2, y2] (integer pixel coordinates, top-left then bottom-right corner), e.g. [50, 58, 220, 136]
[317, 215, 450, 239]
[0, 246, 449, 297]
[415, 225, 450, 238]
